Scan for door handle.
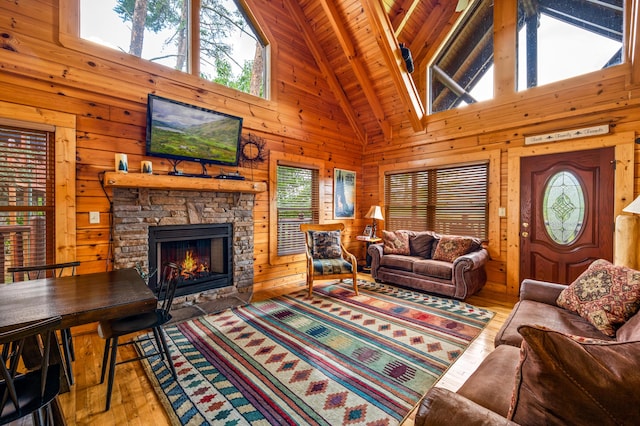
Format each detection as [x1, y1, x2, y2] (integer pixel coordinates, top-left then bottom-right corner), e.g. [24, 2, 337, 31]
[521, 231, 529, 238]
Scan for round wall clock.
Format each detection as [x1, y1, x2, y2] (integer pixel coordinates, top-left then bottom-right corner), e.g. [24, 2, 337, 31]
[240, 134, 267, 166]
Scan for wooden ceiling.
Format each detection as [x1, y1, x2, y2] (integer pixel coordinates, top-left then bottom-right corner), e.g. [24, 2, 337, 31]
[286, 0, 464, 145]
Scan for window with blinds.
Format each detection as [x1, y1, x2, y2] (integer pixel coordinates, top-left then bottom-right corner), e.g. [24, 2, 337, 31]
[276, 164, 319, 256]
[0, 125, 55, 283]
[385, 163, 488, 239]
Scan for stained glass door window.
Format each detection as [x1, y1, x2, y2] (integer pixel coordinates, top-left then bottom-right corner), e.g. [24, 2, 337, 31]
[542, 171, 585, 245]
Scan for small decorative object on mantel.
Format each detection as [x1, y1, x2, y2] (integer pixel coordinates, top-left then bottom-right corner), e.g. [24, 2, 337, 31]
[115, 153, 128, 173]
[141, 160, 153, 174]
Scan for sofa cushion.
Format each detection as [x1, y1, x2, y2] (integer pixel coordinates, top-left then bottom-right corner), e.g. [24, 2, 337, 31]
[413, 259, 452, 280]
[380, 254, 416, 272]
[310, 230, 342, 259]
[409, 232, 436, 258]
[457, 344, 521, 417]
[495, 300, 615, 347]
[382, 230, 410, 255]
[508, 325, 640, 425]
[615, 309, 640, 341]
[432, 235, 479, 263]
[556, 259, 640, 336]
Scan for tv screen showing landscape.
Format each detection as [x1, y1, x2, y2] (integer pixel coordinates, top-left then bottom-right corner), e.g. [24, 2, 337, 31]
[146, 94, 243, 166]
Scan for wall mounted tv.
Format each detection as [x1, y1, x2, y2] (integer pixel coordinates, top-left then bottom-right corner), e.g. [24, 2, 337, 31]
[145, 94, 243, 175]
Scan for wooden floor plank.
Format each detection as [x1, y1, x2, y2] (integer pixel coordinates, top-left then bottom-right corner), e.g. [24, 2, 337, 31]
[54, 275, 516, 425]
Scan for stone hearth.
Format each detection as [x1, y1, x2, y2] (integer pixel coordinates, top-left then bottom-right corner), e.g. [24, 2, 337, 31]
[111, 187, 255, 310]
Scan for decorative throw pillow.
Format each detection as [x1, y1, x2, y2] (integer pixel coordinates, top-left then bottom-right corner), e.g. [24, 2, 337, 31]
[432, 236, 478, 263]
[409, 232, 435, 258]
[310, 231, 342, 259]
[382, 230, 410, 255]
[508, 325, 640, 425]
[556, 259, 640, 336]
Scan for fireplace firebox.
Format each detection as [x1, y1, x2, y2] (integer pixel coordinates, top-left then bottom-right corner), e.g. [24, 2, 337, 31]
[148, 224, 232, 297]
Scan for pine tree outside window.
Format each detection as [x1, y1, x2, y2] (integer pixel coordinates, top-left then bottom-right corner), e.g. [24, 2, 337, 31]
[77, 0, 268, 98]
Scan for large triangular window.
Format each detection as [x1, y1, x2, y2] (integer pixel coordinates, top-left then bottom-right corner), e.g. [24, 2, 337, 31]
[429, 1, 494, 114]
[517, 0, 623, 90]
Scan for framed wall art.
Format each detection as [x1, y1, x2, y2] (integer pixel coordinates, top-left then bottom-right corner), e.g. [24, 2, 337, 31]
[334, 168, 356, 219]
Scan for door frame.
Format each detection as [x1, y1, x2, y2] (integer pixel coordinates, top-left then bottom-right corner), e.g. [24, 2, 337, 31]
[506, 131, 635, 295]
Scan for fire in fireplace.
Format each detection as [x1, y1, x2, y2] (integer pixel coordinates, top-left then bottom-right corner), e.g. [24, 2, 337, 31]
[148, 224, 232, 297]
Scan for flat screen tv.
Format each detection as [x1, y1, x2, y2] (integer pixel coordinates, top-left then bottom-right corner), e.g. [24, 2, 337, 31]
[145, 94, 243, 172]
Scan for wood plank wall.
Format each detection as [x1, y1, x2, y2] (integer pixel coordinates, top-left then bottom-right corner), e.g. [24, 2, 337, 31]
[1, 0, 640, 296]
[0, 0, 363, 293]
[364, 64, 640, 294]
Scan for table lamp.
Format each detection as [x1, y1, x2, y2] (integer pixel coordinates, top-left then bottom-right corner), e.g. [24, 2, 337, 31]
[615, 195, 640, 269]
[365, 205, 384, 238]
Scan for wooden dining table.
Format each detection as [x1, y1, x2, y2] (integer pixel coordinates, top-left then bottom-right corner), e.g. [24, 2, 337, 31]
[0, 267, 158, 425]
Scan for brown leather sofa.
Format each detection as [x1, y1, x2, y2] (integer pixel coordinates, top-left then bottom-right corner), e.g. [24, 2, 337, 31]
[368, 230, 489, 300]
[415, 278, 640, 425]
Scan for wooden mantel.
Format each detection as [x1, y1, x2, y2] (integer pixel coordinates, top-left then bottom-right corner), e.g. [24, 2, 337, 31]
[103, 172, 267, 193]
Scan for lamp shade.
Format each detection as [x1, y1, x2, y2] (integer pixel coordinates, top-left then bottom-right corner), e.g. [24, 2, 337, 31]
[365, 205, 384, 221]
[623, 195, 640, 215]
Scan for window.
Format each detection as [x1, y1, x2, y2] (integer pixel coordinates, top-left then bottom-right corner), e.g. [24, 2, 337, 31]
[78, 0, 267, 97]
[276, 165, 319, 256]
[0, 126, 55, 283]
[429, 0, 494, 114]
[384, 163, 489, 239]
[517, 0, 624, 90]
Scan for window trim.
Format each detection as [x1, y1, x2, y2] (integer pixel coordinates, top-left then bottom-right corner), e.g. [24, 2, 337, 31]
[269, 151, 324, 265]
[0, 101, 77, 265]
[378, 150, 500, 259]
[58, 0, 273, 102]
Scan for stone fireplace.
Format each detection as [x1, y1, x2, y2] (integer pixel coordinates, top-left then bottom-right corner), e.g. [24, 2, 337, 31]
[110, 186, 255, 309]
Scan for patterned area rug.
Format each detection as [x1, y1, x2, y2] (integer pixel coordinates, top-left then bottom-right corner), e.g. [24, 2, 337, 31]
[137, 280, 494, 425]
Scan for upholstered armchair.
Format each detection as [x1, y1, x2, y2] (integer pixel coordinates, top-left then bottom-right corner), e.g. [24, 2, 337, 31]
[300, 223, 358, 297]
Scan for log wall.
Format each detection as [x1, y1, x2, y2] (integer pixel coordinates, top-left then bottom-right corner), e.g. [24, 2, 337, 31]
[0, 0, 363, 293]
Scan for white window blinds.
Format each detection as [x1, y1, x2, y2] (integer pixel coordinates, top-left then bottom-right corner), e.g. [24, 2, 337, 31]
[276, 164, 319, 256]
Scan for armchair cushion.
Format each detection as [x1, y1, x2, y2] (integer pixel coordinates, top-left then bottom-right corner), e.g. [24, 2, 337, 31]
[312, 258, 354, 275]
[556, 259, 640, 336]
[382, 230, 410, 255]
[432, 236, 480, 263]
[310, 230, 342, 259]
[508, 325, 640, 425]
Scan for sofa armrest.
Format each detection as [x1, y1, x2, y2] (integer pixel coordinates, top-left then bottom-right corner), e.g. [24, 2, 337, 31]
[415, 387, 517, 426]
[519, 279, 567, 305]
[453, 248, 489, 271]
[452, 248, 489, 299]
[368, 243, 384, 279]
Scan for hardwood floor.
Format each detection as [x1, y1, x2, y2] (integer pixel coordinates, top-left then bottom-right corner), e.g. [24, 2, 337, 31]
[56, 275, 516, 425]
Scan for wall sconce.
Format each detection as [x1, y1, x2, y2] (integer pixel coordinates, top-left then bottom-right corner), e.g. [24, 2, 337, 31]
[365, 205, 384, 238]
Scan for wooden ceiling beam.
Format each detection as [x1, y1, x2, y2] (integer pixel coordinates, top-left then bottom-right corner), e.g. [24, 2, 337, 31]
[319, 0, 392, 141]
[391, 0, 421, 38]
[361, 0, 425, 131]
[412, 2, 460, 66]
[284, 0, 367, 145]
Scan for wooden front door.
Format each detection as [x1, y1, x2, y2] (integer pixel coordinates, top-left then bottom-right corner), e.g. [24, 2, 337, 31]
[519, 147, 615, 284]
